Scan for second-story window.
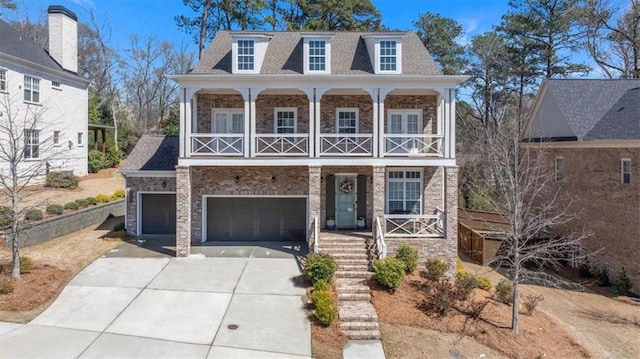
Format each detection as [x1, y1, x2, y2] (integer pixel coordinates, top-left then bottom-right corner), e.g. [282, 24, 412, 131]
[237, 40, 255, 71]
[380, 40, 397, 72]
[52, 81, 62, 90]
[308, 40, 326, 71]
[0, 69, 7, 92]
[555, 156, 565, 182]
[24, 76, 40, 103]
[275, 108, 297, 134]
[621, 159, 631, 184]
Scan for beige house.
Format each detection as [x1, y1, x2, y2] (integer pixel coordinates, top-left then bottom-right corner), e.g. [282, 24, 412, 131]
[523, 79, 640, 291]
[122, 31, 465, 268]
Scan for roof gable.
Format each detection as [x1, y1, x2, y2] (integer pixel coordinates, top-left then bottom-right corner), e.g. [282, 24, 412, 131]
[0, 19, 63, 74]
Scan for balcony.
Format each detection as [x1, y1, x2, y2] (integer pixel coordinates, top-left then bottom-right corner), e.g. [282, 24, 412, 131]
[319, 134, 373, 156]
[191, 134, 244, 156]
[255, 134, 309, 156]
[383, 134, 443, 156]
[384, 210, 445, 238]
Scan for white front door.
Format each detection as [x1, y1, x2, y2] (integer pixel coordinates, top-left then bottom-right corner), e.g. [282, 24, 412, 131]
[387, 110, 422, 153]
[335, 175, 357, 228]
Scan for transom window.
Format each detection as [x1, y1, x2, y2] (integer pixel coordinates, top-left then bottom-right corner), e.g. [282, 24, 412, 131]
[380, 40, 397, 72]
[212, 109, 244, 133]
[24, 129, 39, 159]
[0, 69, 7, 92]
[52, 80, 61, 89]
[621, 159, 631, 184]
[24, 76, 40, 103]
[274, 108, 297, 134]
[336, 109, 358, 134]
[237, 40, 255, 71]
[308, 40, 326, 72]
[387, 170, 422, 214]
[555, 157, 565, 182]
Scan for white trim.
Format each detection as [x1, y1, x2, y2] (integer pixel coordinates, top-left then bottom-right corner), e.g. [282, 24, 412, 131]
[273, 107, 298, 133]
[136, 191, 177, 236]
[303, 37, 332, 75]
[0, 52, 90, 86]
[621, 158, 631, 185]
[335, 107, 359, 134]
[386, 168, 423, 215]
[521, 140, 640, 148]
[169, 74, 469, 85]
[120, 170, 177, 177]
[211, 108, 245, 133]
[386, 109, 423, 133]
[178, 157, 456, 167]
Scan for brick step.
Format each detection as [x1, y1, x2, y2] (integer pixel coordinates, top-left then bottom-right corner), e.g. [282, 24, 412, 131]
[335, 259, 370, 266]
[318, 237, 368, 242]
[338, 292, 371, 301]
[336, 271, 374, 279]
[339, 321, 380, 331]
[338, 264, 370, 272]
[318, 244, 366, 250]
[325, 253, 368, 260]
[320, 247, 367, 253]
[336, 285, 370, 293]
[341, 329, 381, 340]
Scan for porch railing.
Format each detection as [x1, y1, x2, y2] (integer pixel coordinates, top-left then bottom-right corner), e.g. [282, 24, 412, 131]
[255, 134, 309, 156]
[191, 134, 244, 155]
[374, 216, 387, 259]
[319, 134, 373, 156]
[384, 211, 445, 237]
[383, 134, 444, 156]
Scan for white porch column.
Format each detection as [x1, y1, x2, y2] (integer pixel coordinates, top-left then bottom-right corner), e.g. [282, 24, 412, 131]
[248, 88, 263, 157]
[365, 88, 378, 157]
[179, 89, 185, 157]
[238, 88, 250, 157]
[184, 88, 198, 158]
[314, 88, 329, 157]
[442, 88, 452, 158]
[448, 88, 456, 159]
[303, 88, 315, 157]
[378, 88, 392, 157]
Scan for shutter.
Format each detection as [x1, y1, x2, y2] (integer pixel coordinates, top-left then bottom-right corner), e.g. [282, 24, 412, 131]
[326, 175, 335, 219]
[357, 175, 367, 219]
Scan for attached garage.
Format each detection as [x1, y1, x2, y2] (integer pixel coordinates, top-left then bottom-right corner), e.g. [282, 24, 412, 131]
[205, 197, 306, 241]
[139, 193, 176, 235]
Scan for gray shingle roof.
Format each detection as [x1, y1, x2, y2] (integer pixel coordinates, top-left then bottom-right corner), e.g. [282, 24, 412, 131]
[193, 31, 441, 75]
[545, 79, 640, 140]
[121, 135, 179, 172]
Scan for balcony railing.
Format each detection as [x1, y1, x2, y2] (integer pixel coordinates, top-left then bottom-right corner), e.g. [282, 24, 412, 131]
[191, 134, 244, 155]
[383, 134, 443, 156]
[319, 134, 373, 156]
[384, 211, 444, 237]
[255, 134, 309, 156]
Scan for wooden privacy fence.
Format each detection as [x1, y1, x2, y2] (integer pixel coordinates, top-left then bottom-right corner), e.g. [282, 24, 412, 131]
[458, 208, 509, 266]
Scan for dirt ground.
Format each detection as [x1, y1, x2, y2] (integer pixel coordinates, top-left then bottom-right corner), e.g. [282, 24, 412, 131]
[462, 258, 640, 359]
[0, 216, 124, 323]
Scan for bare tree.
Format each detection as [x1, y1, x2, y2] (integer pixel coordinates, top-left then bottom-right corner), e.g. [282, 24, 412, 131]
[467, 116, 587, 334]
[0, 93, 62, 280]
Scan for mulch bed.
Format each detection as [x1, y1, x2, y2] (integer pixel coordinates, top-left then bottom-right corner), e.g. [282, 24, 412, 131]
[0, 261, 71, 312]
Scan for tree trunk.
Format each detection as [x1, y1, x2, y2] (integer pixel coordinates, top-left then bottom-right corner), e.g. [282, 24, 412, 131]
[512, 281, 519, 334]
[198, 0, 211, 60]
[10, 181, 20, 280]
[111, 100, 118, 150]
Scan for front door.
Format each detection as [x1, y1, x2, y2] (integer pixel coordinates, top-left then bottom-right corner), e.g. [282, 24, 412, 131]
[335, 175, 357, 228]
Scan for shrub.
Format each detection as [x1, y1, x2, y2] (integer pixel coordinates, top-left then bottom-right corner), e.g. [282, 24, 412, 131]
[45, 172, 79, 189]
[24, 209, 43, 221]
[45, 204, 64, 215]
[578, 259, 593, 278]
[0, 206, 12, 228]
[456, 258, 465, 272]
[615, 268, 632, 296]
[521, 294, 544, 315]
[88, 150, 106, 173]
[465, 298, 489, 321]
[113, 189, 126, 198]
[306, 253, 338, 285]
[95, 194, 112, 203]
[105, 146, 122, 168]
[113, 222, 126, 232]
[311, 290, 337, 326]
[477, 276, 492, 291]
[20, 256, 34, 274]
[597, 267, 611, 286]
[424, 279, 456, 316]
[374, 257, 406, 289]
[85, 197, 98, 206]
[456, 270, 478, 301]
[75, 198, 91, 207]
[422, 258, 449, 282]
[314, 279, 329, 291]
[64, 202, 79, 210]
[495, 279, 514, 305]
[0, 277, 14, 295]
[395, 244, 419, 273]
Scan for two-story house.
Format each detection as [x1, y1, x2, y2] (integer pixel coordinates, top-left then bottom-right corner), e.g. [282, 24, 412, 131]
[122, 31, 465, 269]
[0, 6, 89, 177]
[523, 79, 640, 291]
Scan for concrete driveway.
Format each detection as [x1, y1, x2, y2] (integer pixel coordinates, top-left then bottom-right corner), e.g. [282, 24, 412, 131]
[0, 243, 311, 358]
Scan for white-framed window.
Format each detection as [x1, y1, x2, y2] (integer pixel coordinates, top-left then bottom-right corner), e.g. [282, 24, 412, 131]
[387, 169, 422, 214]
[77, 132, 84, 146]
[53, 131, 60, 146]
[24, 76, 40, 103]
[555, 156, 565, 182]
[336, 108, 358, 134]
[237, 39, 255, 71]
[380, 40, 397, 72]
[51, 80, 61, 90]
[387, 110, 421, 134]
[211, 109, 244, 133]
[24, 129, 39, 159]
[0, 69, 7, 92]
[308, 40, 326, 72]
[621, 158, 631, 184]
[274, 107, 297, 134]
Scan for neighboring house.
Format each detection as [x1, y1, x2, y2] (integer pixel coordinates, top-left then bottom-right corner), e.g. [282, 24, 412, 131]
[122, 31, 466, 268]
[0, 6, 89, 177]
[523, 79, 640, 291]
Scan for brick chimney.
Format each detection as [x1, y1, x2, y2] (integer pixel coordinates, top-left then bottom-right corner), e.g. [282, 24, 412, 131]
[47, 5, 78, 73]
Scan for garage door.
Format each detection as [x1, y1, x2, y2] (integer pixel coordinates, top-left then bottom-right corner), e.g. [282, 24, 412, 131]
[206, 197, 306, 241]
[140, 193, 176, 235]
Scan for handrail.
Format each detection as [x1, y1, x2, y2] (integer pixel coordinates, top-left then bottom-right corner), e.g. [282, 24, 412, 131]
[319, 134, 373, 156]
[384, 214, 444, 237]
[191, 134, 244, 155]
[374, 216, 387, 259]
[255, 134, 309, 155]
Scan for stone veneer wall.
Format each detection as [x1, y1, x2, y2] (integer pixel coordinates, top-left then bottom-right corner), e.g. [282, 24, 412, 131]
[190, 166, 308, 241]
[196, 94, 244, 132]
[319, 95, 373, 134]
[125, 176, 176, 234]
[385, 95, 438, 134]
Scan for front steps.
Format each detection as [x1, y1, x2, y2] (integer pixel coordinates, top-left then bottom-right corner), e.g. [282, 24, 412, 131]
[318, 231, 381, 340]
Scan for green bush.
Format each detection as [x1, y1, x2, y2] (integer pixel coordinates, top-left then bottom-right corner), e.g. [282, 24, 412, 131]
[105, 146, 122, 168]
[395, 243, 419, 273]
[422, 258, 449, 282]
[423, 279, 456, 316]
[85, 197, 98, 206]
[495, 279, 514, 305]
[113, 189, 125, 198]
[75, 198, 91, 207]
[306, 253, 338, 285]
[0, 277, 14, 295]
[95, 194, 112, 203]
[578, 258, 593, 278]
[597, 267, 611, 286]
[45, 204, 64, 215]
[615, 268, 632, 296]
[113, 222, 125, 232]
[314, 278, 329, 291]
[24, 209, 43, 221]
[0, 206, 12, 228]
[20, 256, 34, 274]
[88, 150, 106, 173]
[45, 172, 79, 189]
[311, 290, 337, 326]
[374, 257, 406, 289]
[64, 202, 79, 210]
[477, 276, 492, 291]
[456, 271, 478, 301]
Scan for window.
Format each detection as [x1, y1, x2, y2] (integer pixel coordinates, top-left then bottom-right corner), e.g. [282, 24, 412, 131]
[24, 76, 40, 103]
[555, 157, 565, 182]
[336, 109, 358, 134]
[380, 40, 397, 72]
[211, 109, 244, 133]
[308, 40, 326, 72]
[387, 110, 421, 134]
[51, 81, 61, 90]
[621, 159, 631, 184]
[274, 108, 297, 134]
[53, 131, 60, 146]
[0, 69, 7, 92]
[77, 132, 84, 146]
[387, 170, 422, 214]
[237, 40, 255, 71]
[24, 130, 39, 159]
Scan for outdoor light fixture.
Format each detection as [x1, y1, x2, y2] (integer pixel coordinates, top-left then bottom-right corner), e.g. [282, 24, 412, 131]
[235, 176, 240, 183]
[321, 176, 324, 182]
[271, 176, 276, 183]
[161, 181, 167, 188]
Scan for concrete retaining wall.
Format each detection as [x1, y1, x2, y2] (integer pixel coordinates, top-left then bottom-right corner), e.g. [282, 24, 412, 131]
[2, 199, 125, 247]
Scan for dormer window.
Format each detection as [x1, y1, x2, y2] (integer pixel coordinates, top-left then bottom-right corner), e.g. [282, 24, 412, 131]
[237, 39, 255, 71]
[309, 40, 326, 71]
[231, 34, 271, 74]
[303, 33, 333, 74]
[379, 40, 397, 72]
[363, 35, 403, 74]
